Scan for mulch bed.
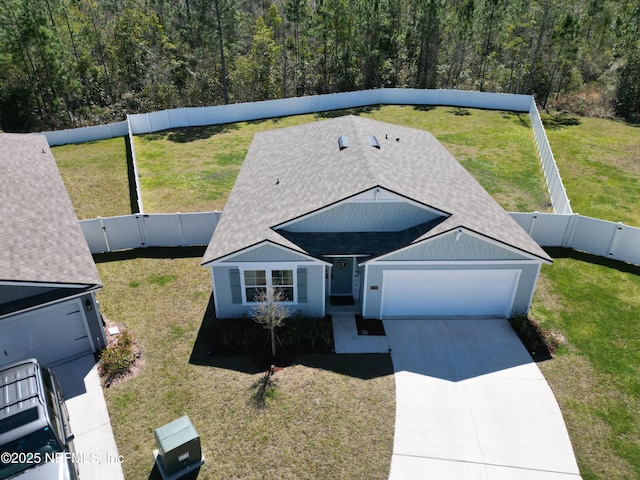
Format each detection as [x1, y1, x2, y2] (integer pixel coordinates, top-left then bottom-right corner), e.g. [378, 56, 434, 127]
[355, 315, 386, 336]
[508, 316, 559, 362]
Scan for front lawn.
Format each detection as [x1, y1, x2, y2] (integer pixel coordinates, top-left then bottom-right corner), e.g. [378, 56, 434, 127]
[95, 253, 395, 480]
[532, 250, 640, 480]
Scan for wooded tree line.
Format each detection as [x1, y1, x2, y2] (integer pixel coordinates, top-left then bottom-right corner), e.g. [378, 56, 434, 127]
[1, 0, 639, 132]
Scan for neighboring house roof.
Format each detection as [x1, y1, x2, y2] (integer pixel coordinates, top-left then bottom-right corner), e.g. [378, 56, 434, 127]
[202, 116, 551, 265]
[0, 133, 102, 287]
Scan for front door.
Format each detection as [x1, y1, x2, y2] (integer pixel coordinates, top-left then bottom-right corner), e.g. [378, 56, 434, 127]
[331, 257, 353, 295]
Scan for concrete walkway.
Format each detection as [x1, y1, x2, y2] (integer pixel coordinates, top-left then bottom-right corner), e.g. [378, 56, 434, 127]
[53, 355, 124, 480]
[383, 319, 582, 480]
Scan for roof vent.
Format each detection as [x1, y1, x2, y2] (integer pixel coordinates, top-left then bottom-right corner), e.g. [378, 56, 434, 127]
[338, 136, 350, 150]
[368, 135, 380, 149]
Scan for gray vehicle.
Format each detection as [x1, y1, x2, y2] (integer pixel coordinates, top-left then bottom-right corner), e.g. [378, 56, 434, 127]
[0, 359, 78, 480]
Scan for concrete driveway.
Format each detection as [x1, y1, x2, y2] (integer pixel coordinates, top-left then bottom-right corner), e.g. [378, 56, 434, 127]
[53, 355, 124, 480]
[383, 319, 582, 480]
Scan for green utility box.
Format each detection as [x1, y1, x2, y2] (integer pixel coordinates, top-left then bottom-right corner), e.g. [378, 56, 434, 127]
[153, 415, 204, 479]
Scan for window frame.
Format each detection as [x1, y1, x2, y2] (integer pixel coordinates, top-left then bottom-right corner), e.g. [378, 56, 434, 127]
[239, 265, 298, 305]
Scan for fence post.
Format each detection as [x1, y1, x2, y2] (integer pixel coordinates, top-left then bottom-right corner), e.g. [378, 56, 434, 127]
[607, 222, 625, 257]
[98, 217, 112, 253]
[136, 214, 150, 247]
[528, 212, 538, 236]
[562, 214, 579, 248]
[177, 213, 187, 247]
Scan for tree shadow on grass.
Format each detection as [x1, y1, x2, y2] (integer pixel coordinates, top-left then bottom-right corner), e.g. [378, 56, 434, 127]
[541, 113, 582, 130]
[143, 123, 240, 143]
[502, 111, 532, 128]
[314, 104, 382, 119]
[412, 105, 436, 112]
[189, 295, 393, 380]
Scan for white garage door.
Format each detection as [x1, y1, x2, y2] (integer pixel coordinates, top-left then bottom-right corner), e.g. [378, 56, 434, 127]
[381, 269, 520, 318]
[0, 300, 93, 367]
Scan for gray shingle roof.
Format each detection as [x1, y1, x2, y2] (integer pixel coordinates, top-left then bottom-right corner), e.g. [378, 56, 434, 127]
[0, 133, 102, 287]
[202, 116, 551, 264]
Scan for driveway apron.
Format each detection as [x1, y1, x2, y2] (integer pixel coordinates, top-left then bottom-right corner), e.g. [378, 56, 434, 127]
[383, 318, 582, 480]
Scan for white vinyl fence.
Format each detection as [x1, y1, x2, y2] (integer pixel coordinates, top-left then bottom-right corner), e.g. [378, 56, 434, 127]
[42, 89, 533, 146]
[511, 212, 640, 265]
[528, 102, 573, 215]
[126, 89, 532, 134]
[44, 121, 129, 145]
[80, 212, 221, 253]
[80, 211, 640, 267]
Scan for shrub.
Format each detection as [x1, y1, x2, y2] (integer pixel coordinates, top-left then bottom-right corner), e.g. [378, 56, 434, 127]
[212, 316, 333, 353]
[100, 329, 135, 380]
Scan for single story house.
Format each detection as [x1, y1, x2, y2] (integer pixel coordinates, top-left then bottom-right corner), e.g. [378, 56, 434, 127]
[0, 133, 106, 367]
[201, 116, 551, 320]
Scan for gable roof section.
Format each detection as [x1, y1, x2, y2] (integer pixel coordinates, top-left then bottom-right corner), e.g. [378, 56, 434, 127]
[202, 116, 551, 265]
[0, 133, 102, 287]
[370, 227, 544, 263]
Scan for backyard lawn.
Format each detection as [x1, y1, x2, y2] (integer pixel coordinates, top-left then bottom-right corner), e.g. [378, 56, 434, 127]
[133, 106, 551, 214]
[95, 253, 395, 480]
[543, 115, 640, 226]
[52, 137, 131, 219]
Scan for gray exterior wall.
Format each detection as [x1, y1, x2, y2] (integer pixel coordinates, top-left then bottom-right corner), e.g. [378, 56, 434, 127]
[281, 202, 441, 233]
[211, 263, 325, 318]
[362, 262, 540, 319]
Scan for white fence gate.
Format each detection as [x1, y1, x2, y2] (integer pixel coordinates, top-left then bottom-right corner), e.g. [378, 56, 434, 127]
[80, 212, 221, 253]
[510, 213, 640, 265]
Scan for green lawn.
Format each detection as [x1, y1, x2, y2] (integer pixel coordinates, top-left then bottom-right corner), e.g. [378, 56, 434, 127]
[134, 106, 551, 214]
[96, 253, 395, 480]
[532, 250, 640, 480]
[51, 137, 131, 219]
[543, 115, 640, 226]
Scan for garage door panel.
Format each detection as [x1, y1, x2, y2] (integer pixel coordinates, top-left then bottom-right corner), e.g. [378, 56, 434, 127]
[0, 300, 92, 366]
[382, 270, 519, 318]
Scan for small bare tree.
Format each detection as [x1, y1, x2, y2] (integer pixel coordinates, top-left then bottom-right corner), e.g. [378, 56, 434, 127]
[252, 288, 290, 358]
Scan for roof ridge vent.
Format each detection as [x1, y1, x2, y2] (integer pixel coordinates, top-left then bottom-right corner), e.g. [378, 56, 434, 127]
[338, 135, 350, 151]
[368, 135, 380, 149]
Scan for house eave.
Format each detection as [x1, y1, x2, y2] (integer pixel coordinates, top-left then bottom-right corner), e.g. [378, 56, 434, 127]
[360, 226, 552, 266]
[272, 184, 451, 232]
[201, 240, 331, 267]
